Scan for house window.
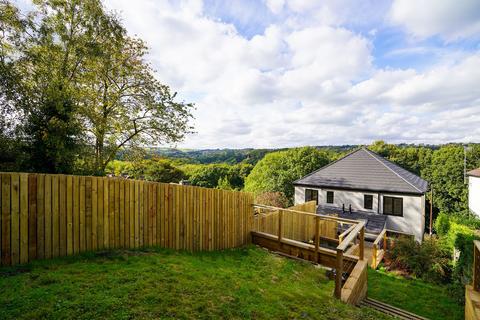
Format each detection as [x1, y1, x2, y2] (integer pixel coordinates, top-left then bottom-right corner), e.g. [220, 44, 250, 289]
[326, 191, 334, 204]
[305, 189, 318, 205]
[364, 195, 373, 210]
[383, 196, 403, 216]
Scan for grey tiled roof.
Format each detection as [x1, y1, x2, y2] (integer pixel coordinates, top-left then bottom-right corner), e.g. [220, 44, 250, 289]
[294, 147, 428, 194]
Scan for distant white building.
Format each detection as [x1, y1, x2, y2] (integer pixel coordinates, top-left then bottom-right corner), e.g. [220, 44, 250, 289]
[293, 148, 429, 242]
[468, 169, 480, 216]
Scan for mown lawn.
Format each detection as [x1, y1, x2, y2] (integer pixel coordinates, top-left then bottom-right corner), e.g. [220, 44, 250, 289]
[0, 246, 390, 319]
[368, 268, 463, 320]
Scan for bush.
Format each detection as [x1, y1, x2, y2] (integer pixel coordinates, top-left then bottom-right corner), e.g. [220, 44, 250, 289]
[434, 213, 451, 236]
[254, 192, 290, 208]
[388, 236, 452, 284]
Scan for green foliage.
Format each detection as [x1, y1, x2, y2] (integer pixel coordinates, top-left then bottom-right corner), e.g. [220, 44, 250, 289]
[388, 236, 452, 284]
[187, 163, 253, 190]
[137, 159, 185, 183]
[453, 232, 480, 288]
[0, 0, 193, 175]
[254, 192, 290, 208]
[429, 145, 469, 213]
[245, 147, 332, 202]
[434, 213, 451, 236]
[0, 247, 389, 320]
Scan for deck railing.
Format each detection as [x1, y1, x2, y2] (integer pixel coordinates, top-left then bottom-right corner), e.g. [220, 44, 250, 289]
[251, 203, 366, 303]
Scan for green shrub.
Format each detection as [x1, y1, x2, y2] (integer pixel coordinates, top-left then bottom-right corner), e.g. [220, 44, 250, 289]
[434, 213, 451, 236]
[388, 236, 452, 284]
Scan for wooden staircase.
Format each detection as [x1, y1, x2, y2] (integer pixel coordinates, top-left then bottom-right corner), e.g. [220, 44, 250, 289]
[360, 298, 428, 320]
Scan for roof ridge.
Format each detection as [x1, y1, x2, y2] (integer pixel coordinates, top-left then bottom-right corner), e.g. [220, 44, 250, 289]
[293, 147, 363, 184]
[363, 148, 423, 193]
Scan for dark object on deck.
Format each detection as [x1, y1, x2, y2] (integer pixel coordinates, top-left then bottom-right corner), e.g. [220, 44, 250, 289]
[317, 205, 387, 239]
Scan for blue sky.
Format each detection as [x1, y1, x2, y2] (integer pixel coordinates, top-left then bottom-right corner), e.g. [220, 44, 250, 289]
[17, 0, 480, 148]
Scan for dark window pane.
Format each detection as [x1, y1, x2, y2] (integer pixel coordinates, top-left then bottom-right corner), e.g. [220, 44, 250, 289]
[327, 191, 334, 204]
[364, 195, 373, 210]
[383, 196, 403, 216]
[305, 189, 318, 204]
[384, 197, 393, 214]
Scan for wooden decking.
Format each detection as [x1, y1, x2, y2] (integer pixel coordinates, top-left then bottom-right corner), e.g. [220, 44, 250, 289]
[251, 203, 368, 305]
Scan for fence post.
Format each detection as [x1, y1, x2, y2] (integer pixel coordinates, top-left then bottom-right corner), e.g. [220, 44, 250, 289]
[372, 243, 377, 268]
[314, 216, 320, 263]
[474, 241, 479, 292]
[335, 249, 343, 299]
[383, 230, 387, 250]
[277, 210, 283, 246]
[359, 225, 364, 261]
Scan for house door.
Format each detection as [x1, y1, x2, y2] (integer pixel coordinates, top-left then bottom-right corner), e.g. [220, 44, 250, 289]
[305, 189, 318, 205]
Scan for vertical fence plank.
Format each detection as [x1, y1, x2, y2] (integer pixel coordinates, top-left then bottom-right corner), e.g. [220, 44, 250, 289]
[79, 176, 86, 252]
[92, 177, 98, 251]
[103, 178, 109, 249]
[148, 183, 154, 247]
[37, 174, 45, 259]
[119, 179, 124, 248]
[66, 175, 73, 256]
[1, 174, 11, 265]
[28, 174, 38, 260]
[139, 181, 144, 247]
[129, 180, 134, 248]
[11, 174, 20, 265]
[156, 184, 161, 246]
[52, 175, 59, 258]
[44, 175, 52, 259]
[124, 180, 129, 248]
[113, 178, 120, 248]
[97, 178, 104, 250]
[73, 176, 80, 254]
[59, 175, 67, 257]
[108, 179, 114, 249]
[134, 180, 139, 248]
[20, 174, 29, 263]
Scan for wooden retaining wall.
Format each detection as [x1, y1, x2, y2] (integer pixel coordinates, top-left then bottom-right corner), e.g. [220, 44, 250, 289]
[341, 260, 368, 305]
[0, 172, 254, 266]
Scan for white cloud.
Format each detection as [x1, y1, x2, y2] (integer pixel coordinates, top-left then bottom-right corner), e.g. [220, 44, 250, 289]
[16, 0, 480, 148]
[389, 0, 480, 41]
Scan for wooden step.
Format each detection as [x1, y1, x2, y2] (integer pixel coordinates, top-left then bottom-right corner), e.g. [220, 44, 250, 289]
[360, 298, 428, 320]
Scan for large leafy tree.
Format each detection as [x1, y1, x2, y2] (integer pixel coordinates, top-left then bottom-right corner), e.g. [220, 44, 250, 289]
[0, 0, 193, 174]
[244, 147, 332, 203]
[78, 22, 193, 174]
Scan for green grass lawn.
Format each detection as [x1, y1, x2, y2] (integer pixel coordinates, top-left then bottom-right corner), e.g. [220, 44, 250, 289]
[368, 268, 463, 320]
[0, 246, 391, 320]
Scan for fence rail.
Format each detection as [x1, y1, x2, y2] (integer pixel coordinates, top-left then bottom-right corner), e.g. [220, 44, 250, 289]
[0, 172, 254, 266]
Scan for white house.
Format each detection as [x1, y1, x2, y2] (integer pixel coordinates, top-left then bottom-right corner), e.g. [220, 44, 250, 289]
[293, 147, 429, 242]
[468, 169, 480, 216]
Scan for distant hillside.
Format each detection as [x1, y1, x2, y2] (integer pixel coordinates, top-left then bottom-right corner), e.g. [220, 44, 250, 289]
[142, 145, 359, 165]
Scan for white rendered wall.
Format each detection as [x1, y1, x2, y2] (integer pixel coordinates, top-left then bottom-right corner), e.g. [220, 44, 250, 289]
[294, 186, 425, 241]
[469, 176, 480, 216]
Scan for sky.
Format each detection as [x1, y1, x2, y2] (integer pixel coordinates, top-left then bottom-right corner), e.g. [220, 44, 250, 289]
[17, 0, 480, 149]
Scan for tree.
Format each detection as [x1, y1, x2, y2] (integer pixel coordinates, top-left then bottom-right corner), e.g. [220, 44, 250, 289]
[244, 147, 332, 203]
[79, 28, 193, 175]
[188, 164, 230, 188]
[0, 0, 90, 172]
[0, 0, 193, 174]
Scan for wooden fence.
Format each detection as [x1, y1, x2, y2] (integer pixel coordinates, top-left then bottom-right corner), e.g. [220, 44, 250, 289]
[466, 240, 480, 320]
[252, 201, 337, 242]
[0, 172, 254, 266]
